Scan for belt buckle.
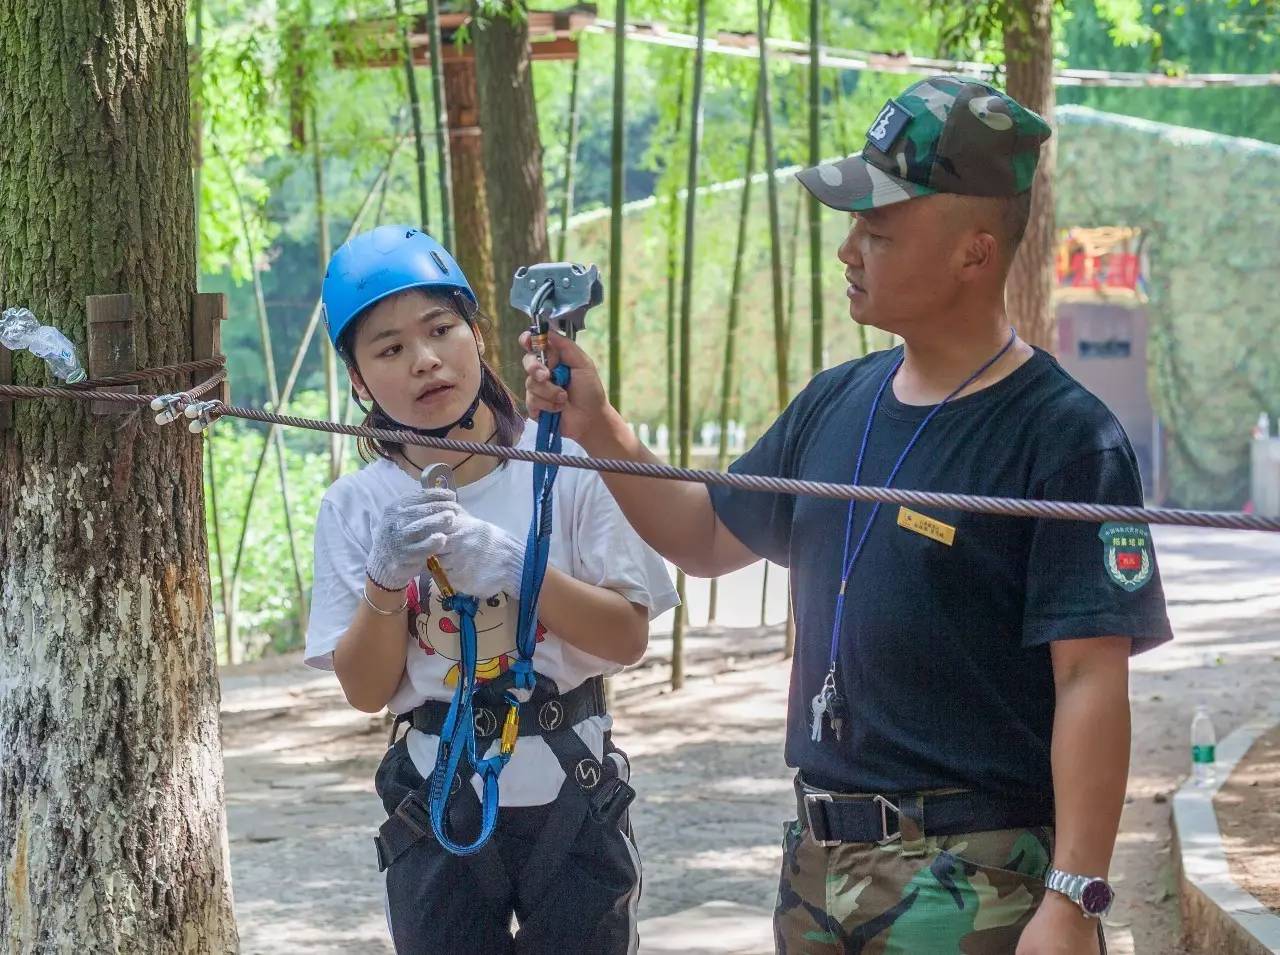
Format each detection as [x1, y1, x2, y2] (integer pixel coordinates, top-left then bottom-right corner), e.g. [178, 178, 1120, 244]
[803, 792, 839, 848]
[874, 794, 901, 846]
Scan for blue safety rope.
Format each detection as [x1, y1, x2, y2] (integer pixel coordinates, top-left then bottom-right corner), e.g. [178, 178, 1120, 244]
[426, 363, 571, 856]
[511, 362, 571, 692]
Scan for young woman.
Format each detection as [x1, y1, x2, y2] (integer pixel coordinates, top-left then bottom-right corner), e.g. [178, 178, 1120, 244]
[304, 226, 677, 954]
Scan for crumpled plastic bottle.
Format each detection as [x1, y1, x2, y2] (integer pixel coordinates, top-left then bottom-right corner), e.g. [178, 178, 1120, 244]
[0, 307, 87, 382]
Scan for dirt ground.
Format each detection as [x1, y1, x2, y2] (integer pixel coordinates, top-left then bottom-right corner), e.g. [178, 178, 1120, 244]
[222, 525, 1280, 954]
[1215, 723, 1280, 915]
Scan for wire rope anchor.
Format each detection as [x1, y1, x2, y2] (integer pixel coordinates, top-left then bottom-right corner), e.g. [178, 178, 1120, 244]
[183, 400, 220, 434]
[150, 394, 186, 426]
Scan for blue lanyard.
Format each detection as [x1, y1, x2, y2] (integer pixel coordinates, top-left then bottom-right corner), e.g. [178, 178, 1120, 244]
[427, 364, 571, 856]
[825, 331, 1018, 672]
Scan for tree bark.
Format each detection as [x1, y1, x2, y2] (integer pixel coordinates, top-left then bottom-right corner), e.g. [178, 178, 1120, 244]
[444, 56, 498, 329]
[0, 1, 238, 951]
[1003, 0, 1057, 353]
[473, 1, 551, 391]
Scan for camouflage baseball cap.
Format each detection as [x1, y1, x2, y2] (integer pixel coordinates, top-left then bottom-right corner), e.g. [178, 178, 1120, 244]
[796, 75, 1052, 212]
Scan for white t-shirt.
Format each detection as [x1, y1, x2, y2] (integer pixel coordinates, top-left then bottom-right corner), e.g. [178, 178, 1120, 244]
[305, 421, 679, 806]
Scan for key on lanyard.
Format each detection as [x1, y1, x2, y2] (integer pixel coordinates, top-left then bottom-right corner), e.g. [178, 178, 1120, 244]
[810, 668, 839, 743]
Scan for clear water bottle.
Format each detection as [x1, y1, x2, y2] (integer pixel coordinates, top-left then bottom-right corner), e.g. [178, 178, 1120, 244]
[0, 307, 86, 382]
[0, 307, 39, 350]
[1191, 705, 1216, 787]
[26, 325, 86, 382]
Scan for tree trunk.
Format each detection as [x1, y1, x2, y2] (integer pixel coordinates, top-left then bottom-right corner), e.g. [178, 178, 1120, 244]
[473, 1, 551, 391]
[443, 57, 498, 330]
[0, 1, 238, 951]
[1003, 0, 1057, 353]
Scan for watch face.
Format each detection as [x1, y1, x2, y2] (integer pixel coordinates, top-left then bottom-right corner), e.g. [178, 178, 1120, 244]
[1080, 879, 1114, 915]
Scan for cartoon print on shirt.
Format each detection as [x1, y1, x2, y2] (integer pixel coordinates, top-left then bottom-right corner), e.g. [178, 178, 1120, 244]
[407, 575, 546, 687]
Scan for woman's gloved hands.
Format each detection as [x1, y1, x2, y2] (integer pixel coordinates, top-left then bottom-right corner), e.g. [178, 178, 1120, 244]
[368, 484, 525, 597]
[424, 490, 525, 598]
[364, 487, 456, 591]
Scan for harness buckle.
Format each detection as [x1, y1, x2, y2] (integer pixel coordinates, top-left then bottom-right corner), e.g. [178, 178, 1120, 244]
[874, 794, 902, 846]
[802, 792, 839, 848]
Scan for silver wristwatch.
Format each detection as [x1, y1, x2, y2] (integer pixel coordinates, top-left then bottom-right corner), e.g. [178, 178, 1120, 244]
[1044, 867, 1115, 918]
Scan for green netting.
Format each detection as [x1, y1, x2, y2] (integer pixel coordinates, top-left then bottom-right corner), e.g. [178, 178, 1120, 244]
[1057, 106, 1280, 508]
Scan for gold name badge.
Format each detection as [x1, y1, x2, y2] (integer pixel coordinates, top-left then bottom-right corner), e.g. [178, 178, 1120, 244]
[897, 506, 956, 546]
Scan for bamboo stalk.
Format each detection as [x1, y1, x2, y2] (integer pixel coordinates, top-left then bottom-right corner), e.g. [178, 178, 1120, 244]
[671, 0, 708, 693]
[608, 0, 626, 409]
[558, 56, 582, 262]
[786, 186, 802, 343]
[708, 74, 763, 628]
[756, 0, 789, 417]
[312, 106, 341, 484]
[425, 0, 453, 247]
[760, 562, 770, 627]
[395, 0, 431, 230]
[663, 28, 691, 692]
[755, 0, 795, 656]
[808, 0, 824, 376]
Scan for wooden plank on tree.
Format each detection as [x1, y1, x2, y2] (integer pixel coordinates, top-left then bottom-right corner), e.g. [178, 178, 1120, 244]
[86, 293, 136, 416]
[192, 292, 229, 405]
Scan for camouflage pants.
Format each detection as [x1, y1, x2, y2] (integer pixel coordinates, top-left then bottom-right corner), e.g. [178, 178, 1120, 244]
[774, 818, 1107, 954]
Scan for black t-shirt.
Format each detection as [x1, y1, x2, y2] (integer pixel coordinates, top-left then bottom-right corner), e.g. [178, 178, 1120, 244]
[710, 346, 1172, 800]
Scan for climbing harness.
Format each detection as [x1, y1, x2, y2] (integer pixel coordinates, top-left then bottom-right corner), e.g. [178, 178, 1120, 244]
[411, 263, 606, 856]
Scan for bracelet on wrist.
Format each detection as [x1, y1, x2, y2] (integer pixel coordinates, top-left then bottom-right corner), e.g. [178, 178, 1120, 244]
[361, 586, 408, 617]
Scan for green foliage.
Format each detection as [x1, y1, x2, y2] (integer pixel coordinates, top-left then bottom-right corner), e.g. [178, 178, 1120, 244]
[205, 389, 360, 660]
[1060, 0, 1280, 145]
[1056, 106, 1280, 508]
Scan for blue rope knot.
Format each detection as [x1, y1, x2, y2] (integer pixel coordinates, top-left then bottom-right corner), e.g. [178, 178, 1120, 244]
[509, 658, 536, 692]
[442, 593, 479, 617]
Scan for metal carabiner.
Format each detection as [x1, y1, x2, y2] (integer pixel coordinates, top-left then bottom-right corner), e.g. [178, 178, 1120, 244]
[420, 463, 456, 597]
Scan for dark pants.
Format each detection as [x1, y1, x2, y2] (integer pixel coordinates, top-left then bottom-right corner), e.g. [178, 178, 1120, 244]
[374, 732, 641, 955]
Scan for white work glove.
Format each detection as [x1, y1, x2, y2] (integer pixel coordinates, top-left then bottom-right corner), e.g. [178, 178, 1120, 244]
[419, 493, 525, 598]
[364, 487, 458, 591]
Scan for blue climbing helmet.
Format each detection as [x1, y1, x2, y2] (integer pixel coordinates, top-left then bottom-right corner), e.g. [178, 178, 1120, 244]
[321, 225, 476, 355]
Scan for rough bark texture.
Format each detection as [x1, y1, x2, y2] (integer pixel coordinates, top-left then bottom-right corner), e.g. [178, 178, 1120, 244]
[473, 1, 551, 392]
[0, 2, 238, 951]
[444, 57, 498, 332]
[1003, 0, 1057, 353]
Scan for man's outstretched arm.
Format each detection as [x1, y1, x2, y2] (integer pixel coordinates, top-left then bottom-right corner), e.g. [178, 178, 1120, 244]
[522, 331, 759, 578]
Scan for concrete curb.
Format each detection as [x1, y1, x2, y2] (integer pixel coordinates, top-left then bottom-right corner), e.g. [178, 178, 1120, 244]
[1172, 708, 1280, 955]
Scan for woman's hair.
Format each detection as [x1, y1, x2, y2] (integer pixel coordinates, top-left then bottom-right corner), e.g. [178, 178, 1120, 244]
[336, 290, 524, 465]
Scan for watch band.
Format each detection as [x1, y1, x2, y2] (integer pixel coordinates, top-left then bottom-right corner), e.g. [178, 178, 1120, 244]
[1044, 867, 1115, 918]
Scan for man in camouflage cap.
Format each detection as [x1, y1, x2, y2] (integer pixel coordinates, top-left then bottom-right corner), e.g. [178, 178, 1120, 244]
[524, 75, 1170, 954]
